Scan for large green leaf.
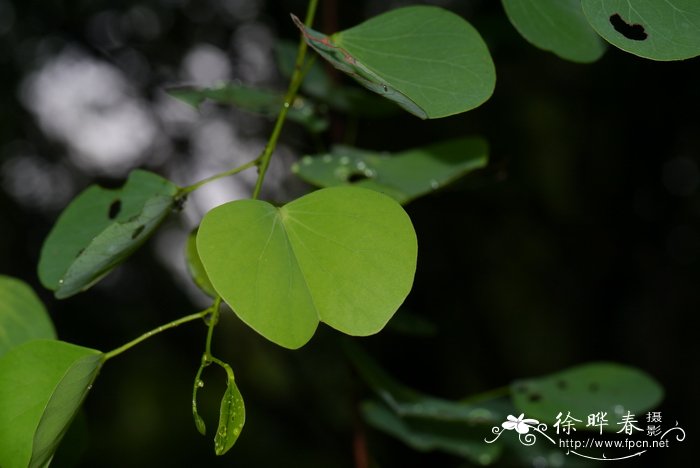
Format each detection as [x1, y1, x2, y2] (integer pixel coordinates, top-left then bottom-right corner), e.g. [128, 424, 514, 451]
[581, 0, 700, 61]
[294, 6, 495, 119]
[167, 83, 328, 133]
[0, 340, 103, 468]
[511, 362, 664, 427]
[197, 186, 417, 349]
[502, 0, 606, 63]
[38, 170, 179, 299]
[0, 276, 56, 357]
[292, 137, 488, 204]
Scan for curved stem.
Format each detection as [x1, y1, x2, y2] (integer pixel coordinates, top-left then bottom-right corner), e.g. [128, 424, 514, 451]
[104, 309, 211, 361]
[179, 158, 259, 196]
[251, 0, 319, 199]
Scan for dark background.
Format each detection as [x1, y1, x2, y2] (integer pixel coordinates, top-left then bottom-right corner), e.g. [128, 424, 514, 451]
[0, 0, 697, 466]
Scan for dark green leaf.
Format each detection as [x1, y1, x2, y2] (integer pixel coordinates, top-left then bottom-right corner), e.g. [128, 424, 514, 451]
[38, 170, 179, 299]
[185, 229, 217, 298]
[214, 376, 245, 456]
[0, 276, 56, 357]
[294, 6, 496, 119]
[0, 340, 103, 468]
[292, 137, 488, 204]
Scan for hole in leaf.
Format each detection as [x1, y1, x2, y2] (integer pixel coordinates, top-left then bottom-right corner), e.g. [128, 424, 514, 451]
[609, 14, 648, 41]
[528, 393, 542, 402]
[131, 225, 145, 239]
[557, 380, 567, 390]
[108, 199, 122, 219]
[348, 172, 370, 183]
[589, 382, 599, 392]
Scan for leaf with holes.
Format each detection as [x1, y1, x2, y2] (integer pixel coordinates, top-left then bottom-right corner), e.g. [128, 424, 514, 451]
[581, 0, 700, 61]
[292, 137, 488, 204]
[38, 170, 179, 299]
[511, 362, 663, 428]
[0, 276, 56, 357]
[197, 186, 417, 349]
[185, 229, 217, 298]
[502, 0, 605, 63]
[293, 6, 495, 119]
[214, 376, 245, 455]
[167, 83, 328, 133]
[0, 340, 103, 468]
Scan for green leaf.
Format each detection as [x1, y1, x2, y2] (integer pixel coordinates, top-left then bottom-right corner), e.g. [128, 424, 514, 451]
[185, 229, 217, 298]
[294, 6, 496, 119]
[501, 0, 606, 63]
[214, 376, 245, 456]
[511, 362, 664, 427]
[167, 83, 328, 133]
[197, 186, 417, 349]
[38, 170, 179, 299]
[0, 340, 103, 468]
[292, 137, 488, 204]
[581, 0, 700, 61]
[0, 276, 56, 357]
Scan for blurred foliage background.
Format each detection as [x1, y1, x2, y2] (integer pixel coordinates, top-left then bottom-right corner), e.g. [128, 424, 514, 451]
[0, 0, 698, 466]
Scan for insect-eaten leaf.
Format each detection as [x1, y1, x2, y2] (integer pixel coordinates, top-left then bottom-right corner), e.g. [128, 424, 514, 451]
[185, 229, 217, 298]
[293, 6, 495, 119]
[214, 376, 245, 456]
[0, 340, 103, 468]
[511, 362, 664, 429]
[0, 276, 56, 357]
[581, 0, 700, 61]
[502, 0, 605, 63]
[292, 137, 488, 204]
[167, 83, 328, 133]
[38, 170, 179, 299]
[197, 186, 417, 349]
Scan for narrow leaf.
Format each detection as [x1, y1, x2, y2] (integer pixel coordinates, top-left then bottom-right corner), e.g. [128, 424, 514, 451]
[214, 376, 245, 456]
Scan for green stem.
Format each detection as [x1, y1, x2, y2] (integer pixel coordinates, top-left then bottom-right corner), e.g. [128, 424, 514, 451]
[460, 385, 511, 405]
[179, 158, 259, 196]
[104, 309, 210, 361]
[251, 0, 319, 199]
[204, 296, 222, 358]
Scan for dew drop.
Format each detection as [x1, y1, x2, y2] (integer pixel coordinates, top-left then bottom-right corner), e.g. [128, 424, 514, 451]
[339, 156, 350, 165]
[322, 155, 333, 163]
[233, 428, 240, 436]
[283, 101, 290, 108]
[430, 179, 439, 189]
[356, 161, 367, 171]
[364, 169, 376, 178]
[301, 156, 313, 165]
[197, 379, 204, 388]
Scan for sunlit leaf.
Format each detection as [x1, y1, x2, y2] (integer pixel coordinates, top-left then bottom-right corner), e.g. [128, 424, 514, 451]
[167, 83, 328, 133]
[0, 276, 56, 357]
[197, 187, 417, 349]
[38, 170, 179, 299]
[294, 6, 496, 119]
[214, 375, 245, 456]
[292, 137, 488, 204]
[511, 362, 664, 427]
[581, 0, 700, 60]
[502, 0, 605, 63]
[0, 340, 103, 468]
[185, 229, 217, 298]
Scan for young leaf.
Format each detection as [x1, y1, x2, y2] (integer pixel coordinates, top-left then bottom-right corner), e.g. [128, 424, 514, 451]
[214, 376, 245, 456]
[38, 170, 179, 299]
[197, 186, 417, 349]
[0, 276, 56, 357]
[511, 362, 664, 426]
[0, 340, 103, 468]
[292, 137, 489, 204]
[293, 6, 496, 119]
[185, 229, 217, 298]
[501, 0, 605, 63]
[167, 83, 328, 133]
[581, 0, 700, 61]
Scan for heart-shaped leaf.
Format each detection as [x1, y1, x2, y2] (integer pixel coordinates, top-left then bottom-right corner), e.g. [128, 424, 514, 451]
[581, 0, 700, 61]
[38, 170, 179, 299]
[0, 276, 56, 357]
[214, 375, 245, 456]
[292, 137, 488, 204]
[294, 6, 495, 119]
[511, 362, 664, 427]
[197, 186, 417, 349]
[502, 0, 606, 63]
[0, 340, 103, 468]
[185, 229, 217, 298]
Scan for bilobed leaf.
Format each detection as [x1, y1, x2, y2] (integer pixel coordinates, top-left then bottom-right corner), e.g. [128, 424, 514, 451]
[0, 340, 103, 468]
[502, 0, 605, 63]
[197, 186, 417, 349]
[294, 6, 496, 119]
[581, 0, 700, 61]
[0, 276, 56, 357]
[511, 362, 664, 426]
[214, 376, 245, 456]
[292, 137, 488, 204]
[38, 170, 179, 299]
[167, 83, 328, 133]
[185, 229, 217, 298]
